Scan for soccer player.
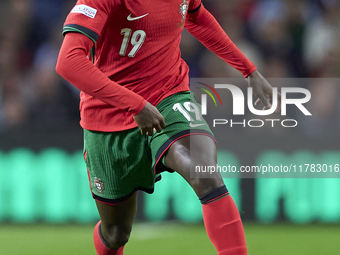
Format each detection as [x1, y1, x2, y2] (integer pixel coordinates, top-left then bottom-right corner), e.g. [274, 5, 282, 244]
[56, 0, 277, 254]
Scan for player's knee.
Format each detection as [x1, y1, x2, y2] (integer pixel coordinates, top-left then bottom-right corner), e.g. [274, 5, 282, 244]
[189, 156, 224, 196]
[104, 226, 131, 250]
[190, 177, 225, 197]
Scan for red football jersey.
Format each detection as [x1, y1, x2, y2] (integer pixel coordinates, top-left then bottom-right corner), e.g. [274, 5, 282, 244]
[62, 0, 256, 132]
[63, 0, 201, 131]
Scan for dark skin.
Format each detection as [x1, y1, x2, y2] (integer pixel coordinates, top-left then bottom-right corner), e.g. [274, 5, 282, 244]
[97, 70, 281, 250]
[96, 193, 137, 249]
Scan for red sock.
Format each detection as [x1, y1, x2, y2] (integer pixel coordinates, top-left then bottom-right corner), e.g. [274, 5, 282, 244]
[201, 188, 247, 255]
[93, 221, 124, 255]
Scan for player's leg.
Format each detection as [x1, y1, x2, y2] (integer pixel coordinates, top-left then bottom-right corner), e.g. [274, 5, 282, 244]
[164, 134, 223, 197]
[93, 193, 137, 255]
[165, 135, 248, 255]
[84, 128, 156, 255]
[149, 91, 247, 254]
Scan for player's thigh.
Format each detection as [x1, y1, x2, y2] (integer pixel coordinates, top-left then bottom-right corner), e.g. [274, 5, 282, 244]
[149, 91, 224, 196]
[164, 135, 224, 197]
[149, 91, 214, 174]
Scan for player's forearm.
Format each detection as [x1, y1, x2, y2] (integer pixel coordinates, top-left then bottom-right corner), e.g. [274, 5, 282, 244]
[56, 33, 146, 115]
[185, 5, 257, 78]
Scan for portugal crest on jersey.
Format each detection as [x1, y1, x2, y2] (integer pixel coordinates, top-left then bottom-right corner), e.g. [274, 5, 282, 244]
[94, 177, 105, 194]
[180, 0, 189, 21]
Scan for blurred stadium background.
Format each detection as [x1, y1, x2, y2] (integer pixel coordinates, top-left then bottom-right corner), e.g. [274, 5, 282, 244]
[1, 0, 340, 254]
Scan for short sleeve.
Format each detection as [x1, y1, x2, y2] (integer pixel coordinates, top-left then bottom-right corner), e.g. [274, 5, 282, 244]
[62, 0, 112, 43]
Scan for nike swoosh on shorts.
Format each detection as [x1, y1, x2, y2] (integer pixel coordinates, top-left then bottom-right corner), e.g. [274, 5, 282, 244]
[190, 123, 205, 128]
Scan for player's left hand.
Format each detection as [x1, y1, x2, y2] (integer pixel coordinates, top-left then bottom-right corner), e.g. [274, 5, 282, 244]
[246, 70, 281, 112]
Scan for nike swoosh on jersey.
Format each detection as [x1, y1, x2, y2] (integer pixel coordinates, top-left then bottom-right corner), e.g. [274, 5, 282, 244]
[127, 13, 149, 21]
[190, 123, 205, 128]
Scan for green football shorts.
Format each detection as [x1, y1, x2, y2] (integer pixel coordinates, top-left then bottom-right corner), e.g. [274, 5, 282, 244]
[84, 91, 214, 204]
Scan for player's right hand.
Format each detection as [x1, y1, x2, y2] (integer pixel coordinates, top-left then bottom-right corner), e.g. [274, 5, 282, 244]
[133, 102, 166, 136]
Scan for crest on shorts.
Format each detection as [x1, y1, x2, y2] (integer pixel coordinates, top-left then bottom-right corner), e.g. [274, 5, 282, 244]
[94, 177, 105, 194]
[179, 0, 189, 21]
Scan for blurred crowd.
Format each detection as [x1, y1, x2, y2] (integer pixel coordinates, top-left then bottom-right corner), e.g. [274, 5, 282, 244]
[0, 0, 339, 134]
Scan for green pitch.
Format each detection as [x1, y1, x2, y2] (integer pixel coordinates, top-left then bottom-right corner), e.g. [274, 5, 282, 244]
[0, 223, 339, 254]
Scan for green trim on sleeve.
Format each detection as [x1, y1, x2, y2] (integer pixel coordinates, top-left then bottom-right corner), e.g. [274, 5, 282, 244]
[90, 46, 95, 64]
[63, 24, 99, 43]
[63, 27, 96, 43]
